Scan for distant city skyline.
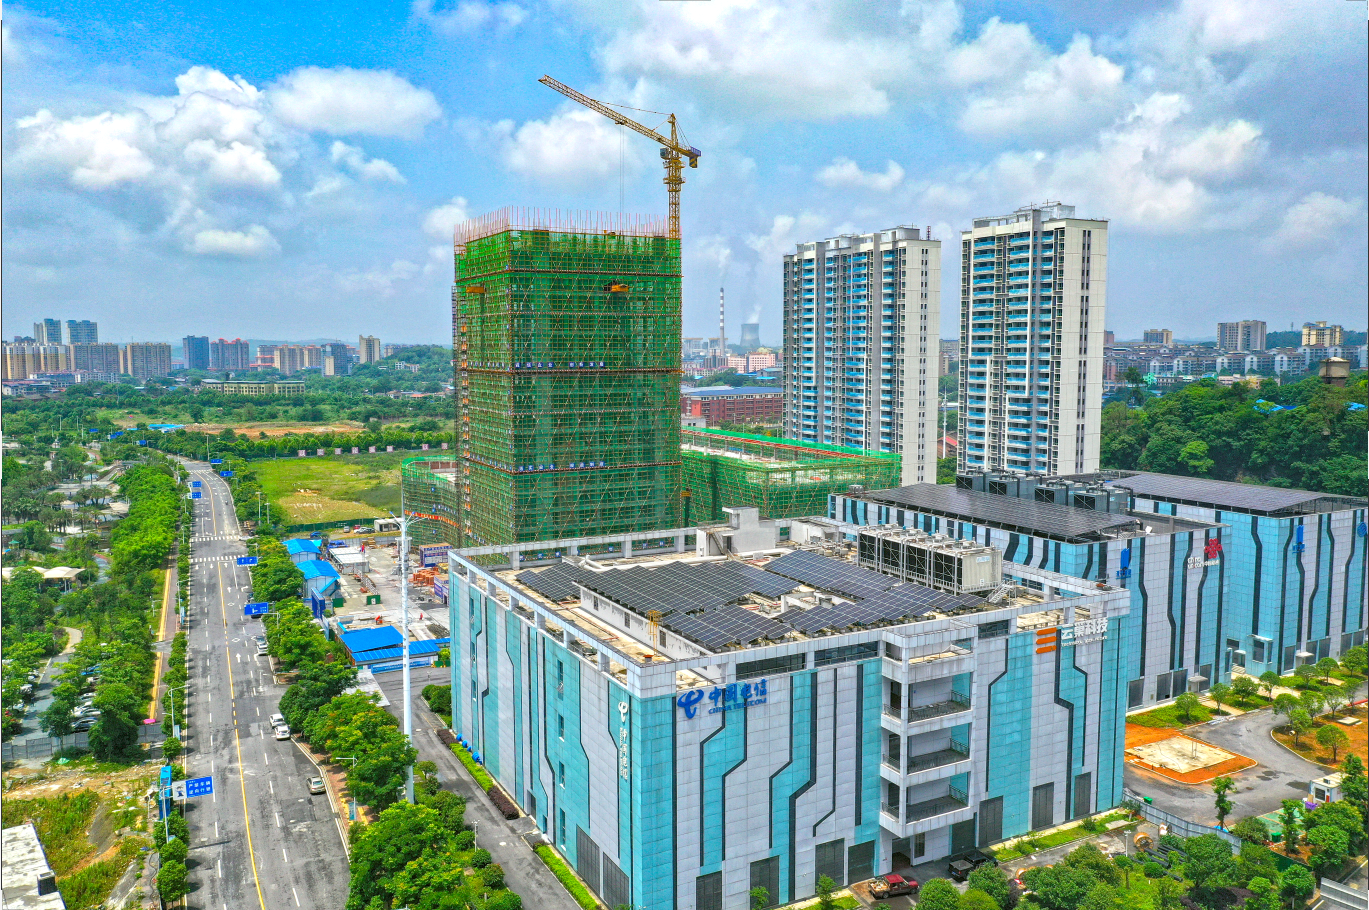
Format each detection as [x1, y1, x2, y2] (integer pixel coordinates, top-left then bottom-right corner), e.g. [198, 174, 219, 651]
[4, 2, 1364, 342]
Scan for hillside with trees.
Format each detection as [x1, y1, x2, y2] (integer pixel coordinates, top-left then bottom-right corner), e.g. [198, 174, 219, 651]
[1101, 374, 1367, 497]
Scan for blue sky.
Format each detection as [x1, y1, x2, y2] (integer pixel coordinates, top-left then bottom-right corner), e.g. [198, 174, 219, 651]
[4, 0, 1366, 345]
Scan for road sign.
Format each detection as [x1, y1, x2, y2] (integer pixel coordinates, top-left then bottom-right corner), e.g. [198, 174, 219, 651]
[219, 470, 234, 478]
[185, 776, 213, 798]
[236, 556, 259, 566]
[191, 492, 202, 499]
[210, 459, 223, 464]
[244, 602, 270, 616]
[161, 765, 173, 785]
[191, 481, 201, 488]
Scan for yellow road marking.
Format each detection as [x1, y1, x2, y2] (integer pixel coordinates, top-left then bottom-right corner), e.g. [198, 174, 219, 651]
[218, 557, 267, 909]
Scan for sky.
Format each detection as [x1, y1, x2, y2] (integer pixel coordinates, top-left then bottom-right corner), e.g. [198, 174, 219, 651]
[3, 0, 1366, 345]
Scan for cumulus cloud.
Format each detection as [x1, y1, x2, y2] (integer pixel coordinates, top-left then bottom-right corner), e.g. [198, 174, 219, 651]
[817, 158, 905, 193]
[423, 196, 471, 239]
[190, 224, 280, 257]
[485, 107, 646, 183]
[1272, 193, 1363, 248]
[336, 259, 421, 295]
[411, 0, 526, 33]
[330, 141, 404, 182]
[15, 109, 157, 189]
[270, 67, 442, 138]
[183, 139, 282, 186]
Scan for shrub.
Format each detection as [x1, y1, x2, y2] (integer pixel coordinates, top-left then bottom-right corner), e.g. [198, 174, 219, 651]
[454, 830, 475, 850]
[487, 785, 520, 820]
[482, 862, 506, 889]
[470, 847, 492, 869]
[485, 893, 522, 910]
[1143, 862, 1165, 878]
[160, 836, 188, 865]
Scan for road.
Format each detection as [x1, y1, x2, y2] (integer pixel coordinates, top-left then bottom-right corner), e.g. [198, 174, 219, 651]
[182, 461, 350, 910]
[372, 666, 582, 910]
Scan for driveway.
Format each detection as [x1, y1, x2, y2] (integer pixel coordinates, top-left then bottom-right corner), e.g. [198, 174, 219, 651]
[1124, 708, 1327, 825]
[372, 668, 582, 910]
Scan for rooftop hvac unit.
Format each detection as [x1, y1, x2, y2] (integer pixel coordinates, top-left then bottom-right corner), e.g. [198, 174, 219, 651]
[956, 471, 988, 492]
[856, 528, 1003, 595]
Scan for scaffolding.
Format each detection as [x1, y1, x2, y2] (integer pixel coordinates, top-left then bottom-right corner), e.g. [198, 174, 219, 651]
[452, 208, 683, 546]
[680, 427, 900, 524]
[401, 456, 462, 547]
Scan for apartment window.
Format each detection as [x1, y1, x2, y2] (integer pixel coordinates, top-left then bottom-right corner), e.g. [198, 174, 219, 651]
[558, 761, 565, 787]
[558, 809, 566, 845]
[557, 714, 565, 739]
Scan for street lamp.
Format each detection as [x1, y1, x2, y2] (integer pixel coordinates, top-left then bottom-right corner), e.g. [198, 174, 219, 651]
[164, 683, 189, 743]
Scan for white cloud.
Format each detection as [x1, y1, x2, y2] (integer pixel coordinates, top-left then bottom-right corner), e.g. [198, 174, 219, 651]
[183, 139, 282, 186]
[745, 212, 827, 266]
[336, 259, 421, 295]
[190, 224, 280, 257]
[423, 196, 472, 239]
[3, 24, 20, 63]
[487, 107, 646, 183]
[1163, 120, 1263, 178]
[330, 141, 404, 183]
[15, 109, 157, 189]
[1272, 193, 1362, 248]
[817, 158, 905, 193]
[269, 67, 442, 138]
[411, 0, 526, 32]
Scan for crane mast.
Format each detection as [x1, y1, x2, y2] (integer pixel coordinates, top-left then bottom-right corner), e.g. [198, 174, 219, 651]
[539, 75, 700, 240]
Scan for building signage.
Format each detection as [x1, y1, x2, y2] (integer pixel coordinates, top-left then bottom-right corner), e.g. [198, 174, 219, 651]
[616, 702, 630, 781]
[1060, 617, 1108, 646]
[676, 679, 769, 719]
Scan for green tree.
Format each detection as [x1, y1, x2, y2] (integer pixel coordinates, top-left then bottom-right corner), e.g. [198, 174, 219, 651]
[1212, 776, 1235, 828]
[88, 681, 143, 761]
[750, 886, 772, 910]
[967, 863, 1014, 909]
[156, 859, 189, 902]
[1236, 842, 1279, 888]
[1231, 675, 1260, 703]
[914, 878, 961, 910]
[1288, 708, 1314, 747]
[345, 802, 445, 910]
[1280, 864, 1315, 906]
[1231, 817, 1269, 845]
[1258, 671, 1281, 699]
[1244, 876, 1278, 910]
[815, 874, 838, 910]
[1179, 439, 1215, 475]
[1304, 800, 1365, 854]
[1273, 693, 1299, 718]
[1153, 878, 1183, 910]
[1113, 854, 1133, 889]
[1299, 690, 1324, 717]
[1183, 834, 1238, 908]
[161, 736, 182, 763]
[1174, 691, 1201, 723]
[1293, 664, 1318, 688]
[1279, 799, 1303, 855]
[960, 890, 1001, 910]
[1339, 753, 1367, 811]
[278, 660, 357, 730]
[1079, 883, 1117, 910]
[1020, 865, 1096, 910]
[12, 520, 53, 552]
[159, 836, 189, 866]
[1314, 656, 1339, 681]
[1340, 645, 1367, 677]
[1208, 682, 1232, 716]
[1307, 825, 1349, 877]
[1061, 843, 1120, 885]
[1315, 724, 1348, 762]
[1322, 684, 1349, 718]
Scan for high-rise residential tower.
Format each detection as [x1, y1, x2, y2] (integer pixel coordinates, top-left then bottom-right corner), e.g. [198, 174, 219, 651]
[1141, 328, 1173, 346]
[182, 335, 211, 371]
[1302, 321, 1344, 346]
[66, 320, 98, 344]
[358, 335, 382, 363]
[33, 319, 62, 344]
[782, 226, 941, 485]
[119, 343, 172, 380]
[450, 207, 681, 546]
[957, 202, 1107, 475]
[1217, 320, 1266, 352]
[210, 338, 250, 371]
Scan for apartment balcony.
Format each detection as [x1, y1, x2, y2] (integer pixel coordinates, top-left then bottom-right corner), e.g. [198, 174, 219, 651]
[880, 785, 975, 836]
[881, 691, 972, 734]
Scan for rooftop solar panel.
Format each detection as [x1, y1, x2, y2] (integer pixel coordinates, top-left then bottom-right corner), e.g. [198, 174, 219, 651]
[763, 550, 896, 599]
[1095, 472, 1334, 514]
[864, 484, 1145, 542]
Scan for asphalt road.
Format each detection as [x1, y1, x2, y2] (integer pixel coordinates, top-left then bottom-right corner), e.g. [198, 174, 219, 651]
[1124, 707, 1329, 825]
[182, 462, 350, 910]
[372, 667, 583, 910]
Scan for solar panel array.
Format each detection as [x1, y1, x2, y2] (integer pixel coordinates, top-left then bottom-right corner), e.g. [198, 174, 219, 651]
[764, 550, 896, 599]
[1099, 472, 1329, 514]
[866, 483, 1140, 542]
[782, 584, 973, 634]
[517, 560, 797, 613]
[665, 605, 791, 651]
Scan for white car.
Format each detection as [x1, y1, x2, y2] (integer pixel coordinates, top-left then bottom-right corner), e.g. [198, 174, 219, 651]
[270, 713, 286, 728]
[273, 725, 291, 740]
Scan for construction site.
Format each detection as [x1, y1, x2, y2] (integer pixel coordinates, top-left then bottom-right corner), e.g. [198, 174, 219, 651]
[451, 208, 684, 546]
[680, 427, 900, 524]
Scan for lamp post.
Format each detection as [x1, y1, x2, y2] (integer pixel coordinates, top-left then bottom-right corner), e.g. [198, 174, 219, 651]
[337, 756, 360, 821]
[394, 499, 415, 805]
[165, 683, 189, 744]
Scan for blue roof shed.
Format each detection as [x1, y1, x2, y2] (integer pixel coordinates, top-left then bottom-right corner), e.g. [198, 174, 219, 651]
[341, 626, 404, 662]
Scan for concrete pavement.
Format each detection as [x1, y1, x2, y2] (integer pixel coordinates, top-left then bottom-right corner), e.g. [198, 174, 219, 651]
[372, 667, 583, 910]
[181, 461, 350, 910]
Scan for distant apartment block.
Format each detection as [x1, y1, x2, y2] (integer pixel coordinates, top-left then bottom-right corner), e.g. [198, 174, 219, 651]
[783, 225, 941, 486]
[959, 202, 1107, 475]
[65, 320, 98, 344]
[210, 338, 250, 371]
[32, 319, 62, 345]
[182, 335, 211, 371]
[1, 343, 70, 380]
[1302, 321, 1344, 347]
[1217, 320, 1266, 352]
[71, 342, 121, 375]
[359, 335, 382, 363]
[1141, 328, 1173, 346]
[273, 344, 309, 375]
[120, 343, 172, 380]
[682, 337, 712, 359]
[212, 380, 307, 396]
[681, 385, 783, 427]
[1104, 330, 1115, 345]
[322, 342, 352, 376]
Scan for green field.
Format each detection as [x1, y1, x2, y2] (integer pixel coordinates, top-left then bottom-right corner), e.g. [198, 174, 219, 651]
[253, 453, 405, 524]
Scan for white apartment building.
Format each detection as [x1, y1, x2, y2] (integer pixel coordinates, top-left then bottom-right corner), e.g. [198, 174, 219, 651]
[958, 203, 1106, 475]
[358, 335, 382, 363]
[782, 227, 941, 485]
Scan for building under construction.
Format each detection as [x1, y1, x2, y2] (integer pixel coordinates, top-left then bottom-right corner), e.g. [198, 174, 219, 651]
[681, 427, 900, 524]
[450, 208, 682, 546]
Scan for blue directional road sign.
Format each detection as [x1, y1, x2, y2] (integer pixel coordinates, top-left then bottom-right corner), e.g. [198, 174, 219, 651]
[191, 480, 201, 487]
[244, 602, 270, 617]
[219, 470, 234, 478]
[185, 776, 214, 798]
[236, 556, 259, 566]
[210, 459, 223, 465]
[190, 492, 202, 500]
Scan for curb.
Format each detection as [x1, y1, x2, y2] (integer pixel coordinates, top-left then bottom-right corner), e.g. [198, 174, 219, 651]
[291, 739, 352, 861]
[1267, 727, 1339, 772]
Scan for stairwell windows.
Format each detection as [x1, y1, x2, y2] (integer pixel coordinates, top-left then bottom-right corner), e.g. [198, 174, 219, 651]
[558, 714, 565, 740]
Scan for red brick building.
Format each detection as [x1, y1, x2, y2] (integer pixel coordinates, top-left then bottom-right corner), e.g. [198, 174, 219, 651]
[680, 386, 783, 426]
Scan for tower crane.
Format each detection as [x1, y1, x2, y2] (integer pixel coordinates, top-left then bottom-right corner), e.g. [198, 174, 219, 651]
[539, 75, 700, 240]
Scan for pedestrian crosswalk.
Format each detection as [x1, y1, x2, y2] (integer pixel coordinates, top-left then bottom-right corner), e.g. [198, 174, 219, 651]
[192, 534, 241, 542]
[189, 555, 243, 564]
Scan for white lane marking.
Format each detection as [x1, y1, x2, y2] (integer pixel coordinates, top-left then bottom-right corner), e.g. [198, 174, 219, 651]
[269, 780, 274, 794]
[282, 849, 288, 863]
[264, 752, 269, 766]
[275, 811, 281, 827]
[218, 858, 222, 878]
[255, 706, 260, 716]
[236, 653, 240, 663]
[292, 887, 300, 907]
[215, 821, 219, 839]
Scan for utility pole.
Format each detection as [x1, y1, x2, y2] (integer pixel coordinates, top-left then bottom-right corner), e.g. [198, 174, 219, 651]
[399, 499, 415, 804]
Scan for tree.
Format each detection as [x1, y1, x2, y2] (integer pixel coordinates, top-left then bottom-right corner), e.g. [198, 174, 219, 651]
[345, 802, 446, 910]
[1020, 865, 1096, 910]
[159, 836, 188, 866]
[481, 862, 505, 889]
[1280, 864, 1315, 906]
[1244, 876, 1279, 910]
[750, 886, 772, 910]
[1314, 657, 1338, 681]
[1258, 671, 1281, 699]
[968, 863, 1014, 909]
[1279, 799, 1303, 855]
[1232, 675, 1260, 703]
[1304, 800, 1365, 855]
[1153, 878, 1183, 910]
[1208, 682, 1232, 716]
[1183, 834, 1238, 907]
[1113, 855, 1134, 889]
[1298, 690, 1323, 717]
[1174, 691, 1201, 723]
[1322, 684, 1349, 718]
[1340, 645, 1367, 677]
[1339, 753, 1367, 810]
[156, 859, 189, 902]
[1307, 825, 1349, 877]
[815, 874, 838, 910]
[1236, 842, 1279, 888]
[161, 735, 182, 763]
[1179, 439, 1215, 475]
[1293, 664, 1318, 688]
[1287, 708, 1314, 747]
[13, 520, 53, 552]
[1079, 883, 1118, 910]
[1231, 817, 1270, 845]
[961, 890, 1001, 910]
[1062, 843, 1120, 885]
[88, 681, 143, 761]
[1315, 725, 1348, 762]
[1212, 776, 1236, 828]
[1273, 693, 1299, 718]
[913, 878, 961, 910]
[415, 760, 440, 796]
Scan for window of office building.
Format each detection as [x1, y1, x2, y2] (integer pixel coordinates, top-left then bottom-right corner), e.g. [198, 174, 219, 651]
[815, 838, 846, 887]
[749, 857, 779, 908]
[696, 872, 722, 910]
[1031, 783, 1055, 831]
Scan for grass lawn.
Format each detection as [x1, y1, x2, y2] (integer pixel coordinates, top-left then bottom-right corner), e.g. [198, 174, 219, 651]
[1224, 693, 1271, 711]
[1126, 702, 1215, 728]
[253, 453, 405, 523]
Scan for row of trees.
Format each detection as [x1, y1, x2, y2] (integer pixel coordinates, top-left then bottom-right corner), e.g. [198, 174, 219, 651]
[137, 425, 453, 462]
[1100, 374, 1367, 496]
